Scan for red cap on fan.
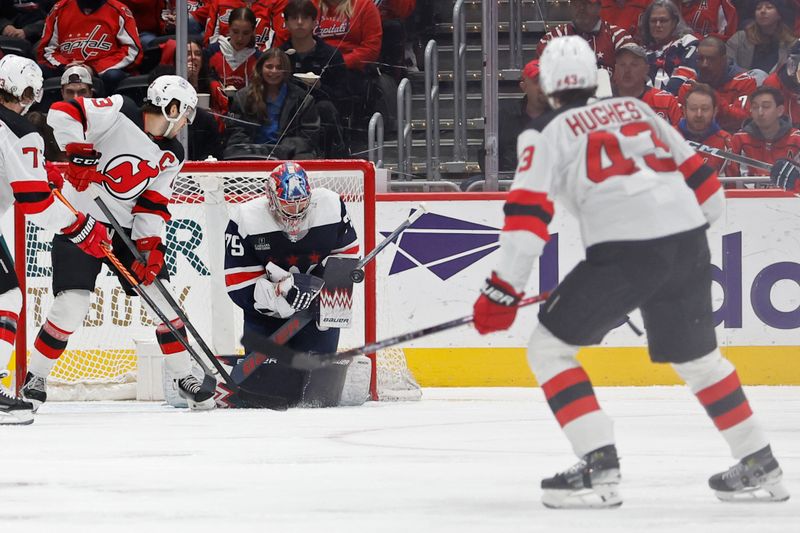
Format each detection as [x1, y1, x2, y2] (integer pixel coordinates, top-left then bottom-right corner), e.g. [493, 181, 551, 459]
[523, 59, 540, 80]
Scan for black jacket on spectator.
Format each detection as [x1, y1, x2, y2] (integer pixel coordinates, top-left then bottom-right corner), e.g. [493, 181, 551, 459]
[190, 107, 224, 161]
[281, 36, 348, 102]
[225, 80, 321, 159]
[0, 0, 54, 44]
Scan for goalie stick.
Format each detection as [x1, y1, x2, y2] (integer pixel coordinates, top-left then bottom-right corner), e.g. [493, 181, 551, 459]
[241, 292, 551, 371]
[54, 187, 288, 410]
[350, 203, 428, 283]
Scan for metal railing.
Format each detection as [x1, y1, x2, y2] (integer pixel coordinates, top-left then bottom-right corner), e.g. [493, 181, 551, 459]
[368, 112, 384, 168]
[424, 40, 441, 180]
[464, 176, 774, 192]
[482, 0, 499, 190]
[508, 0, 523, 70]
[389, 181, 461, 192]
[396, 78, 413, 179]
[452, 0, 468, 162]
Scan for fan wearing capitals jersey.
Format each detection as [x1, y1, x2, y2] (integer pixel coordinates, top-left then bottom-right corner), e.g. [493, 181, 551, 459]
[21, 76, 217, 412]
[0, 55, 109, 425]
[224, 162, 359, 406]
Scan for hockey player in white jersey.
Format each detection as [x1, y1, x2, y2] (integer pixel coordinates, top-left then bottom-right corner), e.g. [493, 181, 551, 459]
[21, 75, 216, 411]
[0, 55, 110, 425]
[472, 36, 788, 508]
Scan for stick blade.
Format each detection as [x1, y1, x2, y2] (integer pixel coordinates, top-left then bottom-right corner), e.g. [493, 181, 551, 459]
[240, 329, 331, 371]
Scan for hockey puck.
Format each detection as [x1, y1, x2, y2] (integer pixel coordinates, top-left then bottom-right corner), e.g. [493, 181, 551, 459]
[350, 269, 365, 283]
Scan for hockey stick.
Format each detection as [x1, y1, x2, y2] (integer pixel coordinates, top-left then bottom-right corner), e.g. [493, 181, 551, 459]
[242, 292, 551, 371]
[350, 203, 428, 283]
[685, 141, 774, 172]
[54, 187, 287, 410]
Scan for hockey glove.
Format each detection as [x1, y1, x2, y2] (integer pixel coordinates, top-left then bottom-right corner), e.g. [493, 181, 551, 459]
[61, 213, 110, 259]
[131, 237, 165, 285]
[284, 273, 325, 311]
[65, 142, 104, 192]
[473, 272, 524, 335]
[770, 158, 800, 192]
[45, 161, 64, 190]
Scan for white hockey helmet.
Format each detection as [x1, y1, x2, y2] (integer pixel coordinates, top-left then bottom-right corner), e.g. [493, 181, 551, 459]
[145, 75, 198, 136]
[0, 54, 43, 114]
[539, 35, 598, 107]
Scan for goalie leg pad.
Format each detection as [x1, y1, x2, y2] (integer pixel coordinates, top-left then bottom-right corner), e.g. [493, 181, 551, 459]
[338, 355, 371, 406]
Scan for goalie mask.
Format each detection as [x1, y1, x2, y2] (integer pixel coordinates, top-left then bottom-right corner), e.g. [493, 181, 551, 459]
[145, 75, 198, 138]
[0, 54, 43, 115]
[267, 162, 312, 242]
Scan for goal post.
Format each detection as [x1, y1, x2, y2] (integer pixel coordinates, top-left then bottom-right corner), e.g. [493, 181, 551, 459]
[13, 159, 420, 402]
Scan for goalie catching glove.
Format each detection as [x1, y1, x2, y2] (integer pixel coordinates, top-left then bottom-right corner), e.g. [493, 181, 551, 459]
[254, 270, 324, 318]
[65, 142, 104, 192]
[131, 237, 166, 285]
[770, 158, 800, 192]
[61, 213, 110, 259]
[473, 272, 524, 335]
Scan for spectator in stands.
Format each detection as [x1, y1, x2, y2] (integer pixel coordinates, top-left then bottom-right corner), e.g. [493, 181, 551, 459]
[679, 37, 758, 132]
[537, 0, 633, 73]
[317, 0, 382, 72]
[186, 38, 228, 119]
[729, 85, 800, 175]
[726, 1, 796, 81]
[680, 0, 738, 40]
[37, 0, 141, 93]
[764, 41, 800, 125]
[494, 59, 550, 172]
[376, 0, 415, 80]
[612, 43, 682, 125]
[225, 48, 320, 159]
[0, 0, 52, 46]
[678, 83, 733, 175]
[118, 0, 166, 48]
[639, 0, 699, 95]
[209, 7, 260, 92]
[600, 0, 648, 37]
[162, 0, 203, 35]
[60, 65, 94, 100]
[199, 0, 287, 51]
[281, 0, 347, 157]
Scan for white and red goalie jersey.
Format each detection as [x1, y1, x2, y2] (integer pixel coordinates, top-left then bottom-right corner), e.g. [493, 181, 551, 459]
[0, 106, 76, 235]
[38, 0, 142, 74]
[46, 95, 185, 241]
[495, 96, 724, 291]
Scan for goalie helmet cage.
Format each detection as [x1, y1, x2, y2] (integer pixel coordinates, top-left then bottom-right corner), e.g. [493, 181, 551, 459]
[13, 159, 421, 402]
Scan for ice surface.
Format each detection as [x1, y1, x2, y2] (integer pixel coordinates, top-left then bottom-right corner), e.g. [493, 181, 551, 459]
[2, 387, 798, 532]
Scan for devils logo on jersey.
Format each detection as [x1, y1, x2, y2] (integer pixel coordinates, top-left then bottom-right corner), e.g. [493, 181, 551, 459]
[101, 154, 164, 200]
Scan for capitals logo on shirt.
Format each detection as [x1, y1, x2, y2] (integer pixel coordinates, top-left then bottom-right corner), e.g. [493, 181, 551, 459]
[101, 153, 175, 200]
[60, 25, 113, 61]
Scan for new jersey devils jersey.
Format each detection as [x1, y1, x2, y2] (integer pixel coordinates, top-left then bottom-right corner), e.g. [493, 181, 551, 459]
[224, 189, 359, 318]
[46, 95, 185, 241]
[494, 97, 722, 291]
[0, 106, 75, 236]
[38, 0, 142, 74]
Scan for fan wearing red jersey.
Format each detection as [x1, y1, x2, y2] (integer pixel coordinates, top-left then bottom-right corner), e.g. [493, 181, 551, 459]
[678, 83, 733, 175]
[37, 0, 142, 93]
[537, 0, 634, 74]
[680, 0, 738, 40]
[201, 0, 285, 51]
[679, 37, 757, 133]
[764, 41, 800, 127]
[208, 7, 260, 92]
[20, 76, 215, 412]
[473, 36, 787, 508]
[728, 85, 800, 176]
[600, 0, 647, 36]
[0, 55, 109, 425]
[612, 43, 682, 125]
[316, 0, 382, 71]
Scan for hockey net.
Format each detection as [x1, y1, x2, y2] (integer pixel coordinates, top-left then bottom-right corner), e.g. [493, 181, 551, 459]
[14, 160, 421, 402]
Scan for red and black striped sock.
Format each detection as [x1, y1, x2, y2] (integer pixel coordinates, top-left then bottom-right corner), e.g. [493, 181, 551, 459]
[541, 366, 602, 427]
[156, 319, 188, 355]
[695, 370, 753, 431]
[34, 320, 72, 360]
[0, 310, 17, 346]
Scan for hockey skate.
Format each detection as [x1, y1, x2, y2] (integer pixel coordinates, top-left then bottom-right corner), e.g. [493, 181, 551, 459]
[709, 445, 789, 502]
[541, 445, 622, 509]
[21, 372, 47, 413]
[0, 372, 34, 425]
[176, 374, 216, 410]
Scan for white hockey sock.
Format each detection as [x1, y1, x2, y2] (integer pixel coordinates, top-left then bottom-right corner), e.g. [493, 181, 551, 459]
[0, 288, 22, 371]
[528, 325, 615, 458]
[28, 290, 91, 378]
[673, 349, 770, 460]
[156, 318, 192, 376]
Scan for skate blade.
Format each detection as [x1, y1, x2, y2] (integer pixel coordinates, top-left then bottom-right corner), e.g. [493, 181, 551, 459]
[715, 481, 790, 503]
[0, 409, 34, 425]
[542, 484, 622, 509]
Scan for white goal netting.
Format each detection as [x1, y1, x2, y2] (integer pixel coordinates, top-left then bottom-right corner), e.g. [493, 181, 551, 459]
[17, 160, 420, 402]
